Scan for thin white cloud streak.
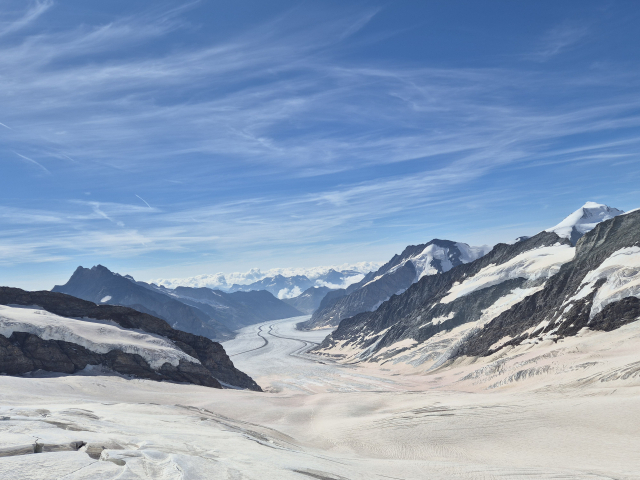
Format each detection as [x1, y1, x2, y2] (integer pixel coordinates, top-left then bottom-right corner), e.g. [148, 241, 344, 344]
[0, 4, 635, 178]
[0, 0, 52, 37]
[527, 23, 590, 61]
[135, 195, 152, 209]
[13, 151, 50, 174]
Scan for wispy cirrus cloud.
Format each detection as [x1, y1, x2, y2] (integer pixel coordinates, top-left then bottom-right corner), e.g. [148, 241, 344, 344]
[0, 0, 52, 37]
[0, 2, 639, 282]
[527, 23, 590, 61]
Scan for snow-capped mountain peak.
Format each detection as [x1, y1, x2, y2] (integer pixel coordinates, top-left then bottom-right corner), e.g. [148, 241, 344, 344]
[546, 202, 624, 245]
[403, 241, 490, 282]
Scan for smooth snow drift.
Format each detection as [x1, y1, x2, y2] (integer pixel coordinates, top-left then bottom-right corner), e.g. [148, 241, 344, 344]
[0, 305, 199, 368]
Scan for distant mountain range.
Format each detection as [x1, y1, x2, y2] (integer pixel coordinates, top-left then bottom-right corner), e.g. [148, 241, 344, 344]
[1, 201, 635, 390]
[52, 265, 303, 341]
[313, 202, 638, 370]
[151, 264, 379, 298]
[282, 286, 333, 314]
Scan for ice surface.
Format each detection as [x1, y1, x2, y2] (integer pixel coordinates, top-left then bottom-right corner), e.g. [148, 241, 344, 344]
[440, 244, 574, 304]
[1, 316, 640, 479]
[100, 295, 111, 303]
[0, 305, 199, 368]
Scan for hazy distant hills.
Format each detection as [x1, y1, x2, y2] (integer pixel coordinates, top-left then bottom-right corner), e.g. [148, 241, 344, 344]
[228, 269, 364, 298]
[314, 202, 638, 369]
[151, 265, 375, 299]
[52, 265, 303, 341]
[282, 286, 333, 314]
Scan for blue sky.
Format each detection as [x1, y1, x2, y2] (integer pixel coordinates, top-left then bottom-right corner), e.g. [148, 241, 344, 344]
[2, 0, 640, 290]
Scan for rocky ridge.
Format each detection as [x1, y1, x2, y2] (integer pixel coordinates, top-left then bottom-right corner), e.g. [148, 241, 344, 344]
[282, 286, 333, 314]
[313, 204, 636, 370]
[302, 239, 488, 330]
[0, 288, 261, 391]
[53, 265, 302, 340]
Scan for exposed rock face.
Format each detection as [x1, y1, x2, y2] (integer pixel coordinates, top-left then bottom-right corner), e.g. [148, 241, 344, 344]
[458, 210, 640, 358]
[53, 266, 232, 341]
[283, 286, 333, 314]
[0, 333, 220, 388]
[0, 288, 262, 391]
[171, 287, 303, 330]
[303, 239, 488, 330]
[52, 265, 303, 340]
[314, 232, 572, 362]
[314, 210, 640, 369]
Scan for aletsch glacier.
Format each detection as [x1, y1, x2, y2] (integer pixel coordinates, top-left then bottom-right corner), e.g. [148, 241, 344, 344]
[2, 201, 640, 479]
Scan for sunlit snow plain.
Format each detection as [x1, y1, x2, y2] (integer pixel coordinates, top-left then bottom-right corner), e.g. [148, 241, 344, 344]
[1, 315, 640, 479]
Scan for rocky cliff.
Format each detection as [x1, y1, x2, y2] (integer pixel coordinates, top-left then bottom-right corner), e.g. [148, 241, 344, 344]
[314, 210, 639, 370]
[302, 239, 488, 330]
[0, 288, 262, 391]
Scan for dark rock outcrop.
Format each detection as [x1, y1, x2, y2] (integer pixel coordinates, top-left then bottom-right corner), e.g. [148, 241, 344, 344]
[0, 287, 262, 391]
[0, 332, 221, 387]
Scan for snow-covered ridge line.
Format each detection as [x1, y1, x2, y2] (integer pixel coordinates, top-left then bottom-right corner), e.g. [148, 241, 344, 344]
[364, 242, 490, 290]
[151, 261, 382, 290]
[0, 305, 199, 369]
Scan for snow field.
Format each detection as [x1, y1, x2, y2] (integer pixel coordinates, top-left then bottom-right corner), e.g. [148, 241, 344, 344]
[440, 244, 574, 304]
[575, 246, 640, 318]
[2, 317, 640, 479]
[0, 305, 199, 369]
[546, 202, 624, 240]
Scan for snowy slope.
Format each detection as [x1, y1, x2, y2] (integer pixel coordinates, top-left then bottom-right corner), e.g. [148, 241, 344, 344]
[0, 305, 198, 369]
[315, 232, 574, 367]
[546, 201, 623, 245]
[441, 244, 574, 304]
[305, 240, 490, 329]
[569, 246, 640, 318]
[405, 242, 489, 282]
